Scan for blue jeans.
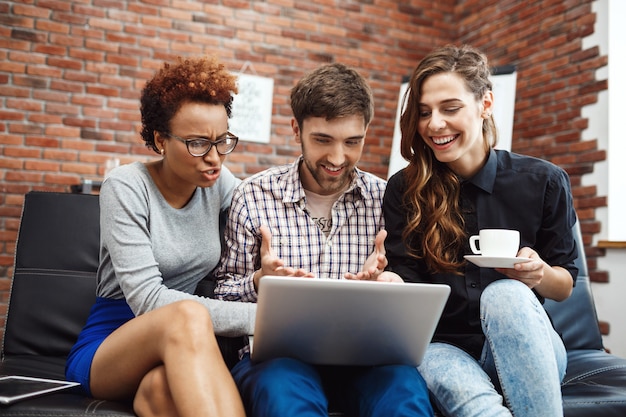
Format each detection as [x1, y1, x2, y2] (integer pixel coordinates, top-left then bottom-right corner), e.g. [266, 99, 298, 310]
[419, 279, 567, 417]
[231, 355, 433, 417]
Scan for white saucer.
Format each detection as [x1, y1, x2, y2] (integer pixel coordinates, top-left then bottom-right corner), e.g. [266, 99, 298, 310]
[464, 255, 532, 269]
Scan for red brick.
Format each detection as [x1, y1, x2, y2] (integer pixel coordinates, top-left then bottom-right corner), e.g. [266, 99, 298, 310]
[23, 160, 60, 171]
[32, 44, 67, 56]
[95, 142, 134, 153]
[0, 61, 26, 73]
[6, 98, 42, 112]
[27, 66, 63, 80]
[572, 185, 597, 199]
[8, 124, 43, 135]
[100, 74, 133, 89]
[25, 135, 60, 148]
[80, 129, 114, 141]
[68, 48, 105, 62]
[99, 120, 134, 131]
[14, 4, 52, 18]
[83, 107, 115, 118]
[84, 39, 119, 53]
[50, 80, 83, 93]
[108, 9, 140, 23]
[3, 147, 40, 158]
[590, 271, 609, 284]
[112, 132, 140, 144]
[53, 12, 88, 25]
[61, 162, 97, 176]
[28, 113, 63, 124]
[44, 102, 80, 115]
[35, 19, 70, 34]
[141, 15, 173, 29]
[85, 85, 119, 97]
[0, 111, 25, 121]
[87, 18, 123, 32]
[126, 3, 158, 17]
[49, 33, 84, 47]
[9, 50, 46, 65]
[599, 321, 609, 336]
[43, 173, 83, 186]
[70, 95, 104, 107]
[171, 41, 203, 54]
[47, 56, 83, 71]
[44, 125, 81, 138]
[63, 117, 97, 128]
[69, 4, 104, 18]
[84, 62, 118, 75]
[62, 139, 96, 152]
[37, 0, 72, 12]
[0, 85, 30, 97]
[5, 171, 44, 182]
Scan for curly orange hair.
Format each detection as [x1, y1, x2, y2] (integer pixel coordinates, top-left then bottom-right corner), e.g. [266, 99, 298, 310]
[140, 56, 238, 153]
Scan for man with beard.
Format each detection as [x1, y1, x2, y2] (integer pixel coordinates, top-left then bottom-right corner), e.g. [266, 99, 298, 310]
[213, 63, 433, 417]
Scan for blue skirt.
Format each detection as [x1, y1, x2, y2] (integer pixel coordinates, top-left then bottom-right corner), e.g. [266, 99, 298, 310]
[65, 297, 134, 396]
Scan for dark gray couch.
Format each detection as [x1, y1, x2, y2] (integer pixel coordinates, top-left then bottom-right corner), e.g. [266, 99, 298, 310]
[1, 191, 625, 416]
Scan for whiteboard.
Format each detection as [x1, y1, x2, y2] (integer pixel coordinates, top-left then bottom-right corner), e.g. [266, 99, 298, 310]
[388, 80, 409, 179]
[388, 68, 517, 179]
[491, 69, 517, 152]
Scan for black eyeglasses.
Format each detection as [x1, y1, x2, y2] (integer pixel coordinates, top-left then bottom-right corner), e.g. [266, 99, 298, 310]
[163, 131, 239, 157]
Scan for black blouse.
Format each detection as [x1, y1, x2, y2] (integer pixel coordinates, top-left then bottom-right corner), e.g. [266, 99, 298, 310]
[384, 149, 578, 359]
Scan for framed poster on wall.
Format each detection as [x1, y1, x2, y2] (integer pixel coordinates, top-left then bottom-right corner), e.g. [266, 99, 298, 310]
[230, 73, 274, 144]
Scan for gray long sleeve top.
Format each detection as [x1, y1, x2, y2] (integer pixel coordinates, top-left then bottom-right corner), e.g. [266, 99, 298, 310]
[96, 162, 255, 337]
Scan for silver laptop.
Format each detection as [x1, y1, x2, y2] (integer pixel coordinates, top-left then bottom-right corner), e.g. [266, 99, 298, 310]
[250, 276, 450, 367]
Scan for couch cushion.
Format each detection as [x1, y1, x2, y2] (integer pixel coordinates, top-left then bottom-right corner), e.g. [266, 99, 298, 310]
[0, 356, 134, 417]
[544, 274, 603, 351]
[562, 349, 626, 417]
[13, 192, 100, 273]
[4, 192, 100, 357]
[543, 220, 604, 351]
[4, 270, 96, 357]
[0, 391, 134, 417]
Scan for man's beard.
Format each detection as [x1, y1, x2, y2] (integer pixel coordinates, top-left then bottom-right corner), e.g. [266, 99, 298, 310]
[302, 159, 352, 194]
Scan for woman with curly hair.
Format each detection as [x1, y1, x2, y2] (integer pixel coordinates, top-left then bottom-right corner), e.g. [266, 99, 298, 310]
[381, 45, 578, 416]
[65, 56, 253, 417]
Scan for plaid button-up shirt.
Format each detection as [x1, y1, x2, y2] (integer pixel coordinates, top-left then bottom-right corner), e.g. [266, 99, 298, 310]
[213, 156, 386, 302]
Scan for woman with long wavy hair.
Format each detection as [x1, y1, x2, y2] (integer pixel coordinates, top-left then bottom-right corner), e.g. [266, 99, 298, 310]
[381, 45, 578, 416]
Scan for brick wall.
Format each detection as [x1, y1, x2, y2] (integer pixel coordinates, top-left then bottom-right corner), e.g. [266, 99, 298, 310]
[0, 0, 606, 338]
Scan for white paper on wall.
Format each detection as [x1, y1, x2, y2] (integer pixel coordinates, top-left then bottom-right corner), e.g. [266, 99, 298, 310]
[230, 73, 274, 144]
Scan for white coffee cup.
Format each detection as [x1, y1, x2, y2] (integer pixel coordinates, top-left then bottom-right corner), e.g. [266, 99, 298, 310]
[469, 229, 520, 258]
